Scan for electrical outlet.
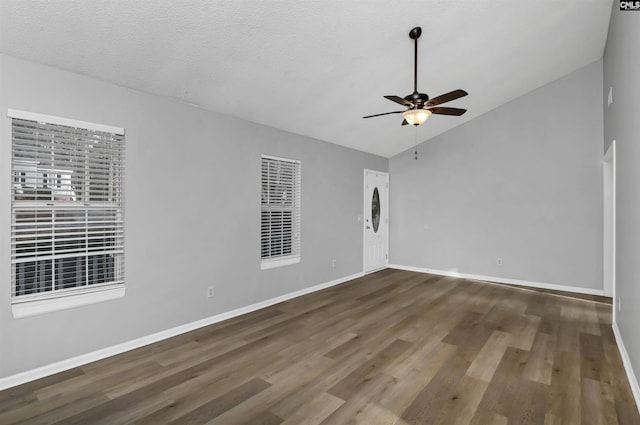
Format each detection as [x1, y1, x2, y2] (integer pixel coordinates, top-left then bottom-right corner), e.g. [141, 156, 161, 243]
[497, 258, 503, 266]
[207, 286, 215, 298]
[332, 259, 336, 268]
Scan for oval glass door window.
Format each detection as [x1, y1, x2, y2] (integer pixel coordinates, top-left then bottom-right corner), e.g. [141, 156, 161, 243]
[371, 187, 380, 233]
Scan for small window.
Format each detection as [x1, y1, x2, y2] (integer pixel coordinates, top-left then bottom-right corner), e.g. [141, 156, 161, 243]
[9, 110, 125, 316]
[261, 155, 301, 269]
[372, 187, 380, 233]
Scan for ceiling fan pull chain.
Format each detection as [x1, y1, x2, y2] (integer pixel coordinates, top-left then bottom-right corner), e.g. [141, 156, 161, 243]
[414, 126, 418, 160]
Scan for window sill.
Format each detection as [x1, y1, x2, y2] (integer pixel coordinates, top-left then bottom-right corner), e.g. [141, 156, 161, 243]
[261, 256, 300, 270]
[12, 285, 126, 319]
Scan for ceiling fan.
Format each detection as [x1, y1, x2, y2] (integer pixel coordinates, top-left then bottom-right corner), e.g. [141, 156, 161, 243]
[363, 27, 468, 126]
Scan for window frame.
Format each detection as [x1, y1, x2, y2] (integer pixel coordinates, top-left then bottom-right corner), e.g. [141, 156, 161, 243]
[260, 154, 301, 270]
[8, 109, 125, 318]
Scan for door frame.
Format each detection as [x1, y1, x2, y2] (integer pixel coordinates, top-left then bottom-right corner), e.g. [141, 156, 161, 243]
[363, 169, 389, 274]
[603, 140, 616, 319]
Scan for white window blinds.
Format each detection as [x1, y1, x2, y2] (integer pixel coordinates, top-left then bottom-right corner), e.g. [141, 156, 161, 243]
[261, 155, 301, 268]
[10, 110, 125, 301]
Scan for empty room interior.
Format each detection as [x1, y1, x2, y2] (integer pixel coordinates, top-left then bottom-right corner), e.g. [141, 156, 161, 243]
[1, 1, 639, 424]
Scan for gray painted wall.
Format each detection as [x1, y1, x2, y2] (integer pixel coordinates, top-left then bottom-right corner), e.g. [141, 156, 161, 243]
[389, 60, 604, 291]
[603, 4, 640, 385]
[0, 54, 387, 378]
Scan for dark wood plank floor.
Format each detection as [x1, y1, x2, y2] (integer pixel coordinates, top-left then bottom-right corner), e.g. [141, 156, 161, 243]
[1, 269, 638, 424]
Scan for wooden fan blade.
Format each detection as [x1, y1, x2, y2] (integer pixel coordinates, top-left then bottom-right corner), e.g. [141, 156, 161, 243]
[426, 89, 468, 107]
[384, 95, 414, 107]
[363, 111, 404, 119]
[428, 107, 467, 116]
[401, 119, 409, 126]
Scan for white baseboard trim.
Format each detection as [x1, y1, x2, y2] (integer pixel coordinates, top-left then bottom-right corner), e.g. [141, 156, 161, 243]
[0, 271, 363, 391]
[388, 264, 605, 296]
[612, 321, 640, 414]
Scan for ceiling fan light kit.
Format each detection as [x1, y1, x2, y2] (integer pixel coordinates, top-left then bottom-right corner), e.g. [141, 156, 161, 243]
[403, 109, 432, 126]
[363, 26, 468, 127]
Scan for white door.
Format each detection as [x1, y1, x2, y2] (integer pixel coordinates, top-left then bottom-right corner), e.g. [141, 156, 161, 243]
[364, 170, 389, 273]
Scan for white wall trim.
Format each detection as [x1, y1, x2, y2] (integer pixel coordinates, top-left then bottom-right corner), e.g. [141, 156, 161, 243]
[612, 321, 640, 415]
[260, 256, 300, 270]
[8, 108, 124, 135]
[12, 286, 126, 319]
[261, 154, 301, 164]
[388, 264, 605, 296]
[0, 271, 363, 391]
[604, 140, 617, 318]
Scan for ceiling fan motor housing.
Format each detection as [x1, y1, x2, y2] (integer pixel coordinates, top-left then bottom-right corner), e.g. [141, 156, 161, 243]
[406, 92, 429, 106]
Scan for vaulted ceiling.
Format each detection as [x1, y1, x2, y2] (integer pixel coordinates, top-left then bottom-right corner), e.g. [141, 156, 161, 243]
[0, 0, 613, 157]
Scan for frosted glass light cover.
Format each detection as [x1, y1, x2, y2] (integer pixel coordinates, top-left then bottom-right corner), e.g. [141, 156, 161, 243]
[402, 109, 432, 125]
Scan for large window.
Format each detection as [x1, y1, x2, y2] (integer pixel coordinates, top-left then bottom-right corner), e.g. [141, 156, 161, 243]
[10, 110, 125, 314]
[261, 155, 301, 269]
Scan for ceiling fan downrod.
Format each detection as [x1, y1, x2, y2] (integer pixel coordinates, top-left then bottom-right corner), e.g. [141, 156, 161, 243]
[409, 27, 422, 96]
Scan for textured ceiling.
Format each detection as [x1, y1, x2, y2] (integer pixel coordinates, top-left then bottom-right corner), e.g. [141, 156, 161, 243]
[0, 0, 612, 158]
